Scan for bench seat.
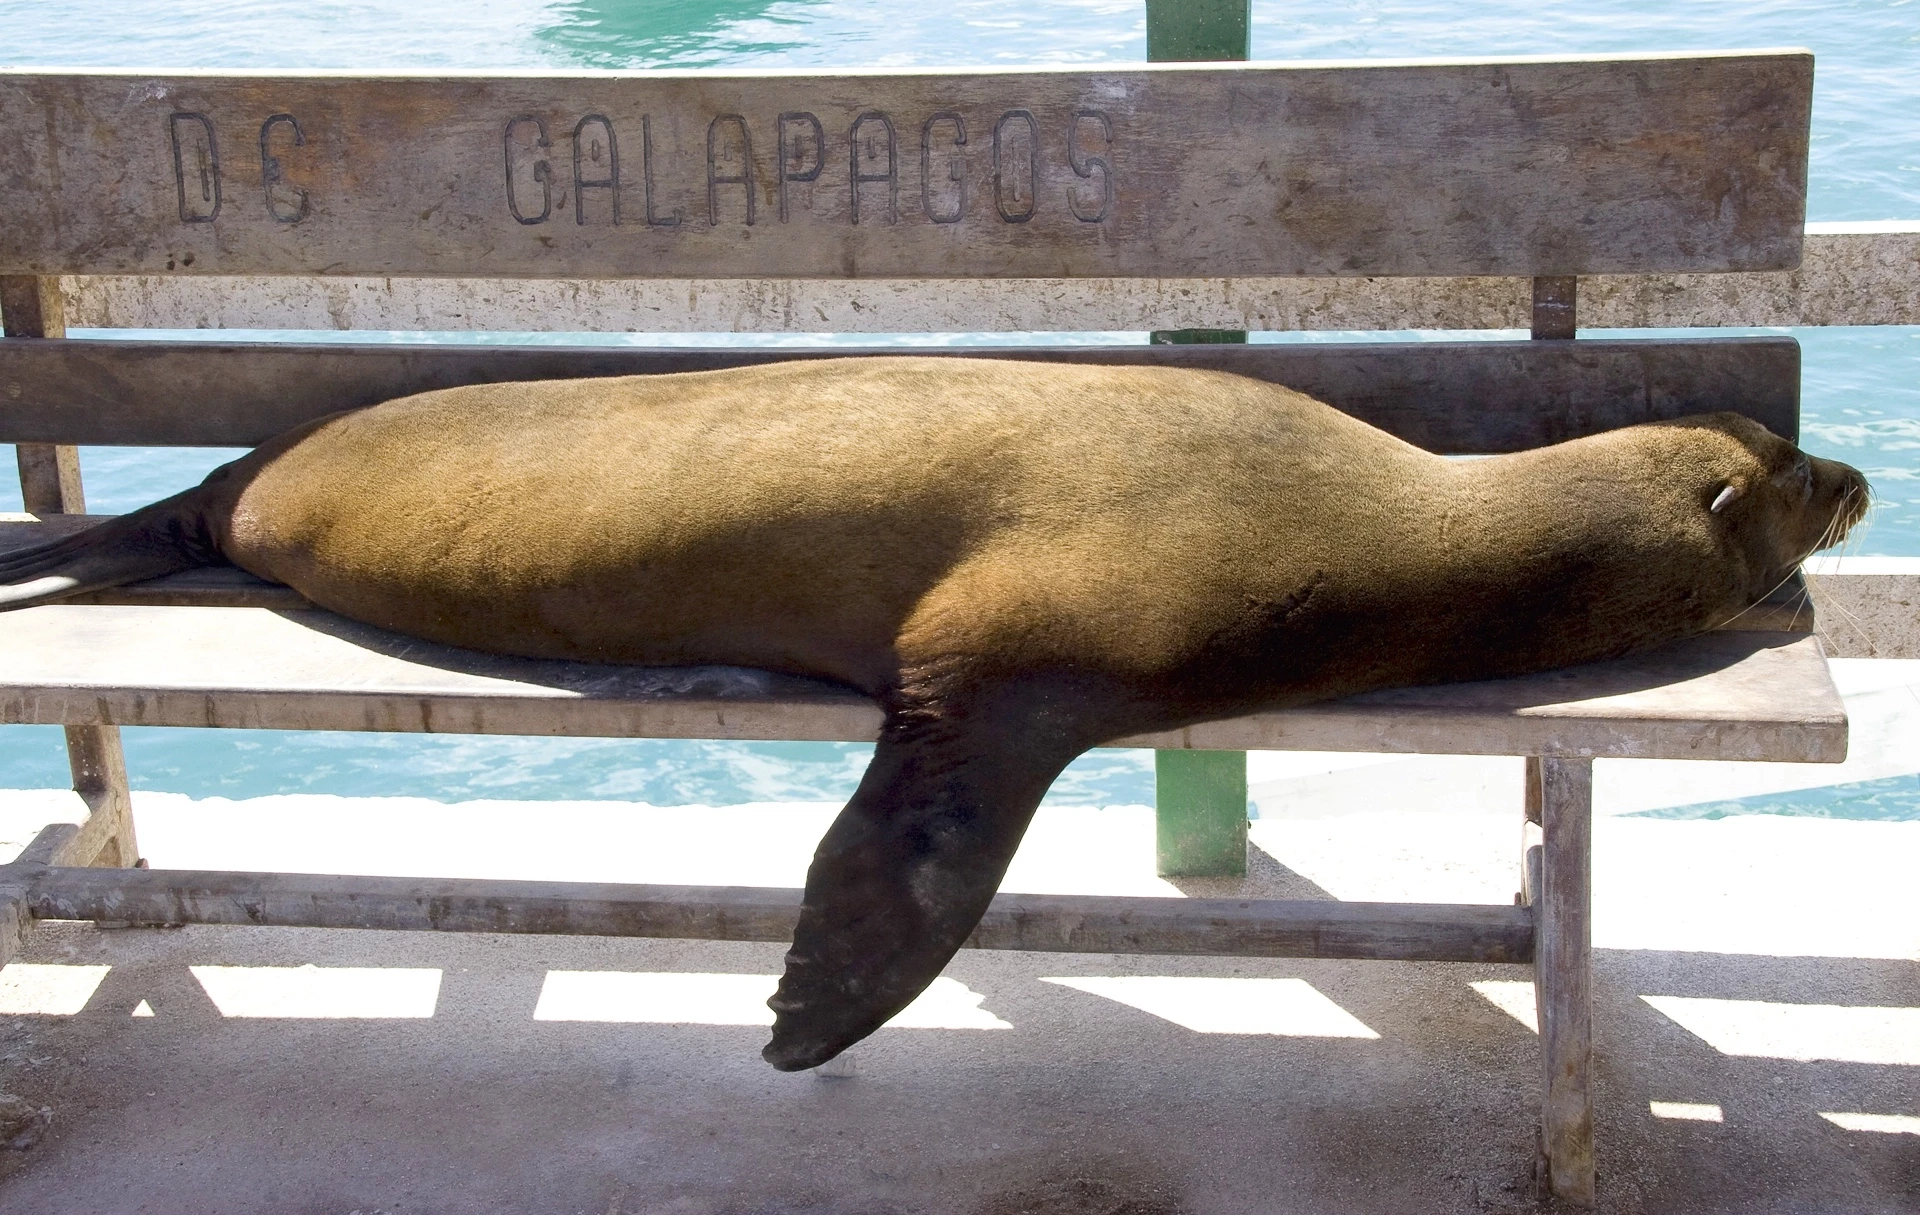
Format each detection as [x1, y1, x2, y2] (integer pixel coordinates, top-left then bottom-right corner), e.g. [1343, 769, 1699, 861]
[0, 598, 1842, 762]
[0, 513, 1842, 761]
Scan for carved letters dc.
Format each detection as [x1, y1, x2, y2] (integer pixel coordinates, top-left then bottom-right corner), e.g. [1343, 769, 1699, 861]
[166, 107, 1116, 227]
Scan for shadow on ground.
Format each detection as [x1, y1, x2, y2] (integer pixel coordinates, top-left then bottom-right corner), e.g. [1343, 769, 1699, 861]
[0, 920, 1910, 1214]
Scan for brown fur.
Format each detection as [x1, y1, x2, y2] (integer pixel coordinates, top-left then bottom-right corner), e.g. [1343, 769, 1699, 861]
[209, 358, 1856, 708]
[0, 356, 1868, 1068]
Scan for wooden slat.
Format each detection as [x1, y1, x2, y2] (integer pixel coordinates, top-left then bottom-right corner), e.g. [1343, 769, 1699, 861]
[0, 55, 1810, 280]
[0, 604, 1846, 761]
[0, 337, 1801, 451]
[16, 864, 1535, 962]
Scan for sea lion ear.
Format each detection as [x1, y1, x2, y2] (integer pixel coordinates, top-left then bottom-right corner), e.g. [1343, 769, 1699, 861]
[1710, 484, 1743, 514]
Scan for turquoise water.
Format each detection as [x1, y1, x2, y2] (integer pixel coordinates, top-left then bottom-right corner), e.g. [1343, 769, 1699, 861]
[0, 1, 1915, 809]
[1629, 772, 1920, 821]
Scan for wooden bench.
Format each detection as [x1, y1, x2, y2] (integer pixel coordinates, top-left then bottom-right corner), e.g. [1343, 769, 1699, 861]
[0, 51, 1834, 1203]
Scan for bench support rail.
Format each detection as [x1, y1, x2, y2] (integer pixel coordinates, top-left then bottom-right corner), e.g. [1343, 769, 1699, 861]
[0, 832, 1533, 963]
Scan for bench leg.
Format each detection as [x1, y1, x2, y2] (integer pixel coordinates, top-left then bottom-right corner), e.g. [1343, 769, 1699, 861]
[64, 725, 140, 869]
[1535, 756, 1595, 1205]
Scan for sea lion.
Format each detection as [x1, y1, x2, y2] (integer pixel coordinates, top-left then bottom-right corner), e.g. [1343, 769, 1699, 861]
[0, 356, 1868, 1069]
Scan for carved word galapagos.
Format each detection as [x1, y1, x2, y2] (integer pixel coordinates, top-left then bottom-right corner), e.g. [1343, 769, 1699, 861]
[163, 107, 1114, 229]
[502, 109, 1115, 227]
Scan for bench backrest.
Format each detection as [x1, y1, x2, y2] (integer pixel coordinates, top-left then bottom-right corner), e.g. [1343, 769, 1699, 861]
[0, 53, 1814, 452]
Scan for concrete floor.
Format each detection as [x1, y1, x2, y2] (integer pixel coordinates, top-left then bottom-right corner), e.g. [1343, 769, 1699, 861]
[0, 786, 1911, 1215]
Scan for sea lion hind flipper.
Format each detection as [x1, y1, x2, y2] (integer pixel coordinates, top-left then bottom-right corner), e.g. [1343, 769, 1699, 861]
[763, 701, 1082, 1071]
[0, 486, 224, 610]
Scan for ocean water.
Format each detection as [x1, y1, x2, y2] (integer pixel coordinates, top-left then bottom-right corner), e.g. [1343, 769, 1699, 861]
[0, 0, 1915, 808]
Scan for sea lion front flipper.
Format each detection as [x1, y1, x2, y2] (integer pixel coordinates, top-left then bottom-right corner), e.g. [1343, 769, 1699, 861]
[763, 693, 1087, 1071]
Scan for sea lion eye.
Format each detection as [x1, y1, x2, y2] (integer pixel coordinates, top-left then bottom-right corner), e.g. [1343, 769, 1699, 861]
[1772, 454, 1814, 501]
[1710, 484, 1742, 513]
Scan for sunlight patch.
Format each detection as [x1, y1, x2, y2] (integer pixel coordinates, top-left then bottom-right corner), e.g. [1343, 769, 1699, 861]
[533, 972, 1009, 1029]
[1649, 1101, 1723, 1122]
[1819, 1112, 1920, 1135]
[1470, 980, 1538, 1032]
[1041, 976, 1378, 1038]
[0, 964, 110, 1015]
[1642, 996, 1920, 1066]
[190, 965, 441, 1019]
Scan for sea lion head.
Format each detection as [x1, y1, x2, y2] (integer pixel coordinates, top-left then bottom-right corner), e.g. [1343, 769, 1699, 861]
[1635, 412, 1869, 605]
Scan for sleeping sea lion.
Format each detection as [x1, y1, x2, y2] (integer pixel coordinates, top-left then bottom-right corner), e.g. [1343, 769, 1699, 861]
[0, 356, 1868, 1069]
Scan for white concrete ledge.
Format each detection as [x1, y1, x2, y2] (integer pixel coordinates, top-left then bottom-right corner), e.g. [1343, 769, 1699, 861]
[58, 225, 1920, 335]
[1807, 561, 1920, 659]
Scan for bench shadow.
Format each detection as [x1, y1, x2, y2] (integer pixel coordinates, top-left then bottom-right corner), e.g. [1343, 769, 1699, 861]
[1162, 840, 1342, 901]
[0, 925, 1909, 1215]
[272, 605, 877, 708]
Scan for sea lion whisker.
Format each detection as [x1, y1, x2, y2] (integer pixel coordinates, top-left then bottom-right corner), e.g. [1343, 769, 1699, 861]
[1814, 589, 1867, 639]
[1710, 563, 1813, 632]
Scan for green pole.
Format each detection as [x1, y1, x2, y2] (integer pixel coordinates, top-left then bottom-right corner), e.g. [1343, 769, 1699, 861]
[1145, 0, 1250, 62]
[1146, 0, 1251, 877]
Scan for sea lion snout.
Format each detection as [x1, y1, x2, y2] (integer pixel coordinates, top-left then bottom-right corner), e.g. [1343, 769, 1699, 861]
[1808, 456, 1871, 547]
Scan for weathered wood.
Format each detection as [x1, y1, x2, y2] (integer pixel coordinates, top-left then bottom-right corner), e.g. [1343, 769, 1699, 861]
[0, 604, 1846, 761]
[0, 274, 63, 337]
[1524, 756, 1543, 825]
[13, 445, 83, 515]
[1536, 756, 1595, 1205]
[0, 336, 1802, 450]
[0, 56, 1810, 280]
[62, 724, 139, 868]
[11, 863, 1535, 961]
[0, 889, 27, 971]
[3, 276, 139, 873]
[1530, 276, 1577, 340]
[2, 275, 84, 514]
[16, 823, 81, 868]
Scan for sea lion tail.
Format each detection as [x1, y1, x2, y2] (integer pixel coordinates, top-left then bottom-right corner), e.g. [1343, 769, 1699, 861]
[764, 681, 1095, 1072]
[0, 487, 223, 610]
